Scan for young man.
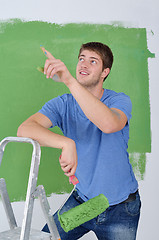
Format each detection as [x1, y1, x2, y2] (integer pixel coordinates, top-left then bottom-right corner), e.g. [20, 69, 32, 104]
[17, 42, 141, 240]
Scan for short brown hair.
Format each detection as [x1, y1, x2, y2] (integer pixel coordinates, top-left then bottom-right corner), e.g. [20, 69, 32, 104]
[78, 42, 114, 80]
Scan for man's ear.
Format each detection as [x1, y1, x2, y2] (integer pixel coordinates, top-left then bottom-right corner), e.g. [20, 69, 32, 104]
[101, 68, 110, 79]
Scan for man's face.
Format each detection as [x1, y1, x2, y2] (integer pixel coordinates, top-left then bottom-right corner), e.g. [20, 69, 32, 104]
[76, 50, 106, 88]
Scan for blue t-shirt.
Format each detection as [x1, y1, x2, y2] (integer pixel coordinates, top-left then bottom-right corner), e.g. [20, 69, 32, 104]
[39, 89, 138, 205]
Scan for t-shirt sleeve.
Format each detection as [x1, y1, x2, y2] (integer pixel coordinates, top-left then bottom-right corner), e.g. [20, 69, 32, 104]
[38, 95, 66, 128]
[108, 93, 132, 121]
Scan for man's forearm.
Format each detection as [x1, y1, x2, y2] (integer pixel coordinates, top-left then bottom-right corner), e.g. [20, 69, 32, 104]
[17, 121, 72, 149]
[66, 78, 124, 133]
[17, 120, 77, 176]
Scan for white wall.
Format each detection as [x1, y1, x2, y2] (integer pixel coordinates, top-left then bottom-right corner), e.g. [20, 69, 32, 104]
[0, 0, 159, 239]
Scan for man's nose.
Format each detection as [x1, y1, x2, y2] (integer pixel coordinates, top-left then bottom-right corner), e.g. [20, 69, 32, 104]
[81, 60, 89, 68]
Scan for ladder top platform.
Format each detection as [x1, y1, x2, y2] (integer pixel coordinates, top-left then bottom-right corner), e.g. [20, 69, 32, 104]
[0, 227, 51, 240]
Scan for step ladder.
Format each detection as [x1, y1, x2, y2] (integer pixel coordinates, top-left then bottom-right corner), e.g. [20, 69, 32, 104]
[0, 137, 61, 240]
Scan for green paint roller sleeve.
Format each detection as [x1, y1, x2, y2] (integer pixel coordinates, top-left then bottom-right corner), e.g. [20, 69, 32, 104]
[58, 194, 109, 232]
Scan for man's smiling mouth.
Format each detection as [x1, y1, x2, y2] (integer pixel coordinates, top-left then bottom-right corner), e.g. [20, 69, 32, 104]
[79, 70, 89, 75]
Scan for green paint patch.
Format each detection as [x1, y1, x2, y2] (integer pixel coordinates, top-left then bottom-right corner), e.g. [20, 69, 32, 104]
[0, 20, 154, 201]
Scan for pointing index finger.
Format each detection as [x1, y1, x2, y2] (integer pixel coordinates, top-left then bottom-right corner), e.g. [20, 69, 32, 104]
[40, 46, 55, 60]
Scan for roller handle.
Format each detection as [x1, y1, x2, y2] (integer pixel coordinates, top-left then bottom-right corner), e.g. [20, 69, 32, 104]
[69, 175, 79, 185]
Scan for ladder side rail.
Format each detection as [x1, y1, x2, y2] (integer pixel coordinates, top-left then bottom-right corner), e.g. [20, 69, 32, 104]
[20, 140, 41, 240]
[35, 185, 61, 240]
[0, 178, 18, 229]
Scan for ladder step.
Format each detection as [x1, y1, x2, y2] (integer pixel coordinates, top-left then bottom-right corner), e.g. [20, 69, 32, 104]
[0, 227, 51, 240]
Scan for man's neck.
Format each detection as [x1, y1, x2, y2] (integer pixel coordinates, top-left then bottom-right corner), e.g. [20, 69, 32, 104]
[86, 85, 104, 100]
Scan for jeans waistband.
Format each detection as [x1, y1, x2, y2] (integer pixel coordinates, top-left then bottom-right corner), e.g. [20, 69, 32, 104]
[73, 189, 138, 206]
[120, 190, 138, 204]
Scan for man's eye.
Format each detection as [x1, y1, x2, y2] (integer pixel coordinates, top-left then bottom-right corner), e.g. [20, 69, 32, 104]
[91, 60, 96, 64]
[79, 58, 84, 62]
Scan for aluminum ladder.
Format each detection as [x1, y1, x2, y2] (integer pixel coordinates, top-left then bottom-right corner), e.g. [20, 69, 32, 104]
[0, 137, 61, 240]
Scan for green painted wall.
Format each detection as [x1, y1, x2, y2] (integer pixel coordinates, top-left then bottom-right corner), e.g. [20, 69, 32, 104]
[0, 20, 154, 201]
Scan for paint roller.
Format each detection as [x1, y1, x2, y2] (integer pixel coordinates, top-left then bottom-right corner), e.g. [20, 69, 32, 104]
[58, 176, 109, 232]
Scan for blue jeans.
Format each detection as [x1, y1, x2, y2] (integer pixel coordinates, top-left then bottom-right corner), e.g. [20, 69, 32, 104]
[42, 190, 141, 240]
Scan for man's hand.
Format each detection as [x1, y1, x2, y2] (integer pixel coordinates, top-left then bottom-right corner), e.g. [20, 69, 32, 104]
[59, 139, 77, 177]
[40, 47, 74, 86]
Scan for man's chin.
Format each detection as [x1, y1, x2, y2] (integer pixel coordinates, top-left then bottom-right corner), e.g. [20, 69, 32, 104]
[76, 78, 85, 85]
[77, 79, 87, 87]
